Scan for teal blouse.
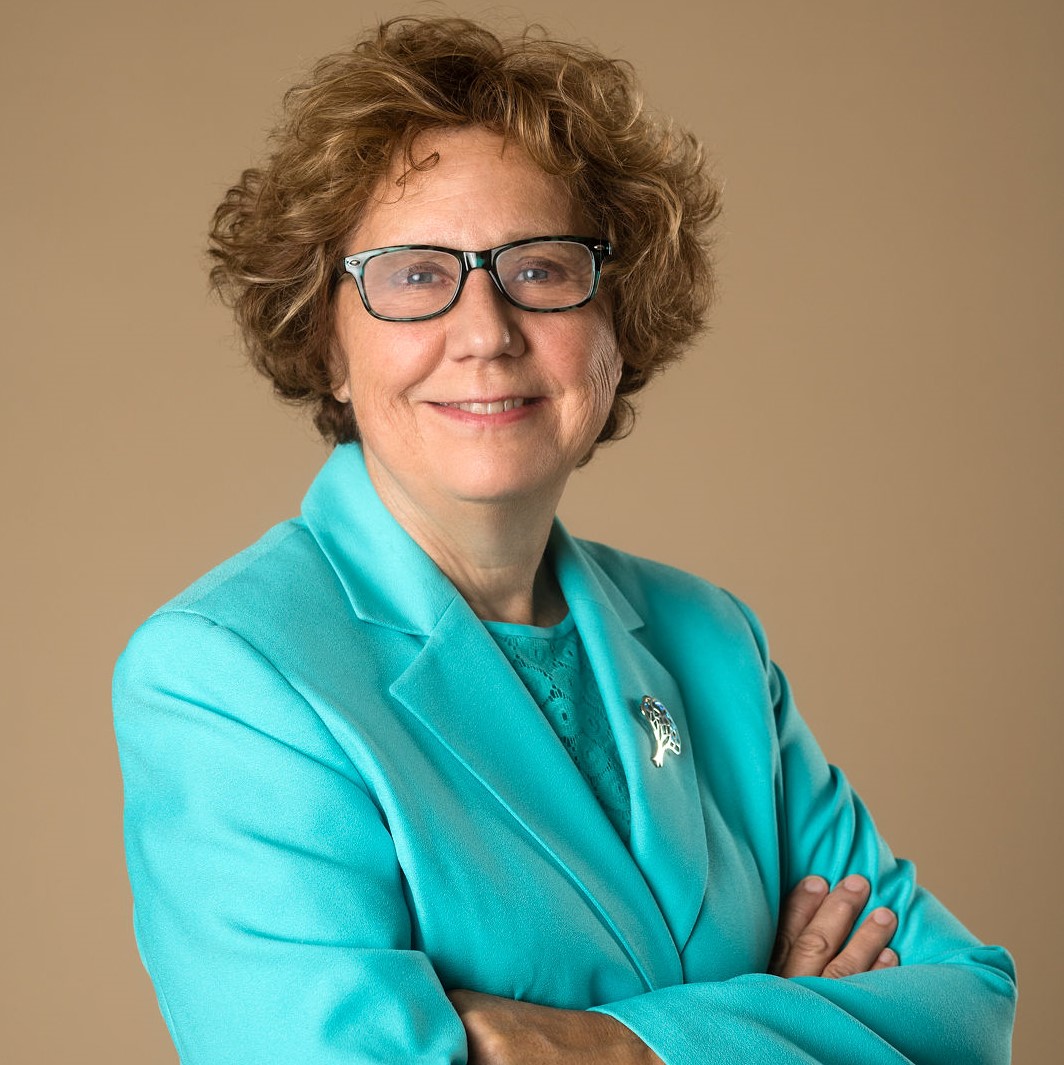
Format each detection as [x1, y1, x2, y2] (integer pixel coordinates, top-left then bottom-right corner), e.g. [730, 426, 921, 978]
[484, 613, 632, 843]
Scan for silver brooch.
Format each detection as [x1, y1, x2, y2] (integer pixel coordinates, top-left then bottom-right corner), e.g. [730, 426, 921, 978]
[639, 695, 681, 767]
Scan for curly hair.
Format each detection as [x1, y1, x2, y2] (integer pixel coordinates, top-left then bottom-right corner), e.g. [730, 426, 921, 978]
[209, 16, 721, 447]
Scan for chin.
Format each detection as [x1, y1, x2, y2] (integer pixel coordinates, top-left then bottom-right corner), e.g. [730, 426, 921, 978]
[440, 453, 569, 506]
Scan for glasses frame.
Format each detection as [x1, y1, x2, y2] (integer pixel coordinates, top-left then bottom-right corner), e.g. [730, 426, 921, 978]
[336, 235, 613, 322]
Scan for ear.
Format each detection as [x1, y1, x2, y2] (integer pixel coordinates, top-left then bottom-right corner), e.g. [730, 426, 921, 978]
[327, 335, 351, 403]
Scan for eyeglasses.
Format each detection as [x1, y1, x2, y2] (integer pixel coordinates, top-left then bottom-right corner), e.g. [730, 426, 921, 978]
[336, 236, 613, 322]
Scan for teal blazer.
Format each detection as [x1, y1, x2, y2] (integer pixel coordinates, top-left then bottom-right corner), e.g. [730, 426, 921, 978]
[114, 444, 1015, 1064]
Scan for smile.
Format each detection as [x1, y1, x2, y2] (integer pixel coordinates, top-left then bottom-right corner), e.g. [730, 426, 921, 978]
[436, 398, 529, 415]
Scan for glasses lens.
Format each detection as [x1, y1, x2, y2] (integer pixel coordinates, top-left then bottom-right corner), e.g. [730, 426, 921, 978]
[362, 249, 462, 319]
[495, 241, 596, 310]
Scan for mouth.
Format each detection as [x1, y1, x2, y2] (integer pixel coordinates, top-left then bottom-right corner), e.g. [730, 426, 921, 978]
[434, 397, 534, 415]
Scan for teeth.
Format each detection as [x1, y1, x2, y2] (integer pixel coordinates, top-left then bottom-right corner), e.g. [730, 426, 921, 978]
[444, 397, 527, 414]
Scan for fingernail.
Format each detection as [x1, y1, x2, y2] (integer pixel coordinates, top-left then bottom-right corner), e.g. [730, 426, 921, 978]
[878, 948, 897, 965]
[871, 907, 896, 926]
[842, 874, 867, 892]
[803, 876, 828, 894]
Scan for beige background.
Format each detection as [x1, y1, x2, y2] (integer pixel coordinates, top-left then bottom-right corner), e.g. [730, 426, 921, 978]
[3, 0, 1060, 1061]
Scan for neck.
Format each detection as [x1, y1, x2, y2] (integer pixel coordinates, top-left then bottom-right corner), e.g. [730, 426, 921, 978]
[365, 457, 568, 627]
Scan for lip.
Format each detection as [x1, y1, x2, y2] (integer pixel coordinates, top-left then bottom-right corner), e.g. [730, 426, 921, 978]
[429, 395, 541, 424]
[435, 396, 533, 414]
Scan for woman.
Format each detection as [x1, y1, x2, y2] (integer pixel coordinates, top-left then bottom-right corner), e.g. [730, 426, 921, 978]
[114, 17, 1015, 1064]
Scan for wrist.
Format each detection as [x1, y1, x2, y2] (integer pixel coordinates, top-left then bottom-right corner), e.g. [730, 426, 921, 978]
[590, 1011, 663, 1065]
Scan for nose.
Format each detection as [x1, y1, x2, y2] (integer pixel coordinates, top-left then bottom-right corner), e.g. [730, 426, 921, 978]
[444, 267, 526, 360]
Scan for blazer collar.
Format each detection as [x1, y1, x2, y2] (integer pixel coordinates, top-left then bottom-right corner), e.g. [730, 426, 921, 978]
[301, 443, 458, 634]
[301, 444, 708, 973]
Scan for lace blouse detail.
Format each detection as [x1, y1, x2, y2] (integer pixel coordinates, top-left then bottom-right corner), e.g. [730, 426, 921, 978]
[484, 614, 631, 843]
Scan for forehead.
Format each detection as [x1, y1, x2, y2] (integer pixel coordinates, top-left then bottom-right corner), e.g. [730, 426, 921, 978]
[353, 127, 586, 249]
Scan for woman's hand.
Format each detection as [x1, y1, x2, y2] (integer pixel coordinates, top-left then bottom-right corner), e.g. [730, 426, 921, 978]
[769, 874, 899, 978]
[450, 875, 897, 1063]
[449, 990, 663, 1065]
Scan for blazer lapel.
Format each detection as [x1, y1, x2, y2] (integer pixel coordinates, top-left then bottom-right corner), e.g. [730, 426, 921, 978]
[301, 445, 682, 990]
[390, 596, 682, 990]
[553, 526, 710, 955]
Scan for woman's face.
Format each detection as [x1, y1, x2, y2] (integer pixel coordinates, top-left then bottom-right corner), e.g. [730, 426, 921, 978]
[332, 127, 622, 518]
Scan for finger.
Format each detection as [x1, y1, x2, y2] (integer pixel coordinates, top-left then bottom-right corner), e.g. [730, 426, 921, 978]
[871, 947, 899, 971]
[769, 876, 829, 975]
[776, 874, 872, 978]
[822, 906, 898, 978]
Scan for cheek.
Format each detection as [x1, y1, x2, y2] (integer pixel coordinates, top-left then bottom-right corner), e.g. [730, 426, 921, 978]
[552, 325, 622, 444]
[589, 346, 622, 411]
[584, 321, 623, 412]
[345, 330, 445, 437]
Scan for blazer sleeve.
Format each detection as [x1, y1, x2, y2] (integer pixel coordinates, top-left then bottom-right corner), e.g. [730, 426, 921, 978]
[114, 609, 466, 1065]
[590, 600, 1017, 1065]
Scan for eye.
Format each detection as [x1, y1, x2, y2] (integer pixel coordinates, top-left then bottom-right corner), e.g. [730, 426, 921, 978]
[509, 258, 567, 286]
[394, 262, 453, 288]
[514, 265, 551, 284]
[495, 242, 595, 309]
[365, 250, 461, 294]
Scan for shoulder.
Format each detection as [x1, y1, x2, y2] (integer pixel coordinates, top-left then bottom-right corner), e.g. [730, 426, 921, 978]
[115, 517, 357, 691]
[158, 518, 333, 623]
[113, 515, 392, 765]
[573, 536, 771, 665]
[112, 521, 364, 795]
